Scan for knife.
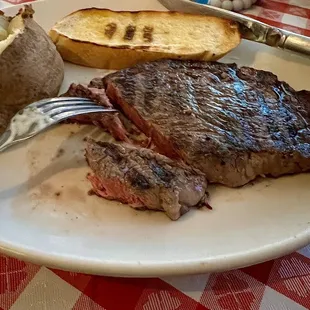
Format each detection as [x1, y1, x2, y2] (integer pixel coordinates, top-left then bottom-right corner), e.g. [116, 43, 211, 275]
[158, 0, 310, 56]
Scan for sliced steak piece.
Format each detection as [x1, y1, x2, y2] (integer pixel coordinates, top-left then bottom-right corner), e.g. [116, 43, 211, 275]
[85, 139, 208, 220]
[64, 83, 150, 146]
[63, 83, 130, 142]
[103, 59, 310, 187]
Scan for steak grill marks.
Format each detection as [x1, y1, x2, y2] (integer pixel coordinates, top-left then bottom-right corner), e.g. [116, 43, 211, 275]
[66, 59, 310, 219]
[85, 139, 208, 220]
[103, 60, 310, 187]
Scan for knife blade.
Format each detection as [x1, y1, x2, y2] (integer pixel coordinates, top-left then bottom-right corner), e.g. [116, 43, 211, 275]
[158, 0, 310, 56]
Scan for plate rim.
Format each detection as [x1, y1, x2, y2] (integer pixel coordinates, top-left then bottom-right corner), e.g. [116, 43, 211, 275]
[1, 0, 310, 277]
[1, 230, 309, 276]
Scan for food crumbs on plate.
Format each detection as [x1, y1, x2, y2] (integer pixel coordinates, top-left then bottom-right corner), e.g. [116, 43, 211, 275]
[197, 199, 213, 210]
[55, 148, 65, 158]
[205, 202, 213, 210]
[88, 189, 96, 196]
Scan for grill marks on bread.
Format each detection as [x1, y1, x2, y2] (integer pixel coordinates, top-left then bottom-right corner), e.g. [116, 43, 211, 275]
[104, 23, 117, 39]
[103, 22, 153, 42]
[143, 26, 153, 42]
[124, 25, 136, 41]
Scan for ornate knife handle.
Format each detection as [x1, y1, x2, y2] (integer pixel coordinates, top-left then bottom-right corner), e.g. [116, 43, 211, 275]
[281, 34, 310, 56]
[265, 28, 310, 57]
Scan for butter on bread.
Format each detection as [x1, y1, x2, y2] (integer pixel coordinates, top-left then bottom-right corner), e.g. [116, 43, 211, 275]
[49, 8, 241, 70]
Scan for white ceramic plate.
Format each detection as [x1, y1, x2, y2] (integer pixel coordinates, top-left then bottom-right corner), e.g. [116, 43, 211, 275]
[1, 0, 310, 277]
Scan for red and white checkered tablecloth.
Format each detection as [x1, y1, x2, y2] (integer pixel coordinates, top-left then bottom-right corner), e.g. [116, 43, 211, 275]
[244, 0, 310, 36]
[0, 0, 310, 309]
[0, 246, 310, 309]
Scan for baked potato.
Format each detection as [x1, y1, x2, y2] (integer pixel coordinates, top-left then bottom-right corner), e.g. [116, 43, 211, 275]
[0, 5, 64, 134]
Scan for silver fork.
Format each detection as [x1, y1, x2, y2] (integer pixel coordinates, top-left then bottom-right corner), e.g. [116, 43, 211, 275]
[0, 97, 118, 152]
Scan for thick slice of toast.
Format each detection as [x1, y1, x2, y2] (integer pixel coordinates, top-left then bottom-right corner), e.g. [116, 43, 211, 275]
[49, 8, 241, 69]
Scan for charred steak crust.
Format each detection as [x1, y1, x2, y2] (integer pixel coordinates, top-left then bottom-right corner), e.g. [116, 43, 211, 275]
[85, 139, 208, 220]
[102, 60, 310, 187]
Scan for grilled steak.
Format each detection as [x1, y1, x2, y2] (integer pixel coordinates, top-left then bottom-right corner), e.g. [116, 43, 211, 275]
[102, 60, 310, 187]
[64, 83, 149, 146]
[64, 83, 130, 142]
[85, 139, 208, 220]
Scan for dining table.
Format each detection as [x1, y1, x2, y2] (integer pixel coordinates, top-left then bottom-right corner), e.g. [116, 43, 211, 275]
[0, 0, 310, 309]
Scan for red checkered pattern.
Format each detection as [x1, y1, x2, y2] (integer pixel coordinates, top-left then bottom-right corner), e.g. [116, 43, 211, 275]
[0, 0, 310, 309]
[244, 0, 310, 36]
[0, 246, 309, 309]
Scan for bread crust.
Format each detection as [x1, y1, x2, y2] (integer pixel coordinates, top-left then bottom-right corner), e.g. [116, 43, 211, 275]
[50, 8, 241, 69]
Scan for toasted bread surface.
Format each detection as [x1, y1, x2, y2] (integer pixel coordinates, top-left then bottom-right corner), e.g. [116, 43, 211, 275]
[50, 8, 241, 69]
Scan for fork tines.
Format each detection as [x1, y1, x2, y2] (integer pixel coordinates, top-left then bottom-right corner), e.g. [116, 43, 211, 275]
[29, 97, 117, 121]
